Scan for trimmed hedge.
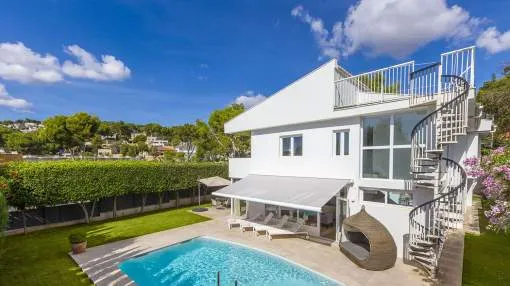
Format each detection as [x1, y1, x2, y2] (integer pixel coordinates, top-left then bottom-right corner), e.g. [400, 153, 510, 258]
[5, 161, 228, 206]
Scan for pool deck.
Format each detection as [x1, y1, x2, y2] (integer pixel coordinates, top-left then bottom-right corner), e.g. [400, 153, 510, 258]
[70, 208, 431, 286]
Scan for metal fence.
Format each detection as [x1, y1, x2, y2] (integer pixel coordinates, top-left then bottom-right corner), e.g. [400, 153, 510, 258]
[6, 188, 213, 233]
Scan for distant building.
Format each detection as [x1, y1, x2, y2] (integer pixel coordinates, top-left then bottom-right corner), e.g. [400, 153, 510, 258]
[146, 136, 169, 147]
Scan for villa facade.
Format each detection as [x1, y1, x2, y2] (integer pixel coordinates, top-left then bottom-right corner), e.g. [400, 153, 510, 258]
[213, 46, 493, 275]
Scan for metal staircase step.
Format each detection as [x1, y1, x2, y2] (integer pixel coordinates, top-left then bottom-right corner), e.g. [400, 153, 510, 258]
[414, 238, 436, 245]
[414, 180, 439, 186]
[414, 259, 436, 274]
[438, 140, 458, 144]
[425, 149, 444, 154]
[415, 184, 436, 190]
[415, 157, 435, 161]
[415, 256, 435, 264]
[409, 250, 434, 258]
[409, 244, 432, 252]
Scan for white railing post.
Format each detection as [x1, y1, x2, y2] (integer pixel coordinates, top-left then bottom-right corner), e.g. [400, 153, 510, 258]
[470, 48, 475, 87]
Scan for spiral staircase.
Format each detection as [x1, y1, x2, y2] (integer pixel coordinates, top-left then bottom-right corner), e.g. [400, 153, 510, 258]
[407, 48, 474, 277]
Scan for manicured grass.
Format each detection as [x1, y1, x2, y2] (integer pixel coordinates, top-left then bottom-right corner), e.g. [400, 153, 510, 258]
[0, 205, 210, 285]
[463, 197, 510, 285]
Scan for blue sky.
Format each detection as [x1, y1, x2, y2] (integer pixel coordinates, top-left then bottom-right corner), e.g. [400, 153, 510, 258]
[0, 0, 509, 126]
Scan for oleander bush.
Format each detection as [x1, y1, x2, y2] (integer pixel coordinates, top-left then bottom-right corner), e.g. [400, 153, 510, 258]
[464, 146, 510, 232]
[0, 161, 227, 226]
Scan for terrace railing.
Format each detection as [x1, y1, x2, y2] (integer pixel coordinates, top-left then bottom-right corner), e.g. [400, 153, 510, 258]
[334, 61, 414, 108]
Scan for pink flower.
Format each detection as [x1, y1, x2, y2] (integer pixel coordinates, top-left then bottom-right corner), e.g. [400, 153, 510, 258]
[463, 157, 479, 167]
[493, 146, 506, 155]
[481, 176, 504, 200]
[494, 165, 510, 180]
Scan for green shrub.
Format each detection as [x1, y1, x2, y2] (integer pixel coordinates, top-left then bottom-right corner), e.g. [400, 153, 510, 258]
[68, 232, 87, 244]
[6, 160, 228, 206]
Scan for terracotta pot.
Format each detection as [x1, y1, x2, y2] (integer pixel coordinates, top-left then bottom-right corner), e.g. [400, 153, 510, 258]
[71, 241, 87, 254]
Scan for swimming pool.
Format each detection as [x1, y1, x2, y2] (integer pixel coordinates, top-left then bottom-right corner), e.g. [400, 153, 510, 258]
[119, 236, 340, 285]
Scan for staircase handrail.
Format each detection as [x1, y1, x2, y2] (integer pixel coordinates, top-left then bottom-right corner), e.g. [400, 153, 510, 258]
[410, 75, 469, 140]
[409, 158, 467, 215]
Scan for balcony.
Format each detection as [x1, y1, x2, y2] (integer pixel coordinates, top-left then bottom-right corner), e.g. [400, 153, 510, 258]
[228, 157, 251, 179]
[334, 61, 415, 109]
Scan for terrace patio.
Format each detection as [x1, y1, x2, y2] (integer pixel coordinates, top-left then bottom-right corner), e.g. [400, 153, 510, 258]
[71, 208, 430, 286]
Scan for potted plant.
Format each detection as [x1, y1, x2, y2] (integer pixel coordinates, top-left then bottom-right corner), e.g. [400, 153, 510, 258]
[68, 232, 87, 254]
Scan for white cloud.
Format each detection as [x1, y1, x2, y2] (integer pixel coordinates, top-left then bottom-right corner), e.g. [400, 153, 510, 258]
[62, 45, 131, 81]
[234, 90, 267, 109]
[292, 0, 480, 59]
[291, 5, 343, 59]
[0, 42, 63, 83]
[476, 27, 510, 54]
[0, 83, 32, 110]
[0, 42, 132, 84]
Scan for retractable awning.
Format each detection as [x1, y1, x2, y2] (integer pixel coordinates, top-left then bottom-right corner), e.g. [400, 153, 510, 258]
[212, 174, 351, 212]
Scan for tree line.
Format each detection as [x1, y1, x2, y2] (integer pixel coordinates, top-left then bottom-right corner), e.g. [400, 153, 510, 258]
[0, 104, 250, 161]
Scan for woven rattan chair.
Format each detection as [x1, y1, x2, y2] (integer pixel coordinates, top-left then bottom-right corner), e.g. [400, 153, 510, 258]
[340, 206, 397, 271]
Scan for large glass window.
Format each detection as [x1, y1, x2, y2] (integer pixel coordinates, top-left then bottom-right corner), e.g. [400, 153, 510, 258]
[281, 135, 302, 157]
[299, 210, 318, 227]
[280, 207, 297, 222]
[363, 116, 390, 146]
[362, 149, 390, 178]
[265, 205, 278, 217]
[393, 112, 425, 145]
[393, 148, 412, 180]
[362, 112, 424, 180]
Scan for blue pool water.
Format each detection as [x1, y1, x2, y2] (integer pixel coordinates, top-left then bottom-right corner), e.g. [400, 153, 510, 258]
[119, 237, 340, 286]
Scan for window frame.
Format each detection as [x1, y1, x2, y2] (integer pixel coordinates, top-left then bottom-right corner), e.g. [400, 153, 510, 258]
[333, 129, 350, 156]
[280, 134, 303, 157]
[360, 188, 414, 207]
[361, 113, 418, 180]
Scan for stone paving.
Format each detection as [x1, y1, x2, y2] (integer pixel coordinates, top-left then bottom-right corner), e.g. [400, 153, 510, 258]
[70, 208, 431, 286]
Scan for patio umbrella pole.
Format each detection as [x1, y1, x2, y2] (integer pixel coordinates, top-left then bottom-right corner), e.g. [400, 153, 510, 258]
[192, 181, 208, 212]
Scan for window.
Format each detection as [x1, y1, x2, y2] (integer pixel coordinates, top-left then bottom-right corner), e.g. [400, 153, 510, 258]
[362, 189, 386, 203]
[299, 210, 318, 227]
[387, 191, 413, 206]
[281, 135, 303, 157]
[280, 207, 297, 222]
[334, 130, 350, 156]
[362, 112, 425, 180]
[293, 136, 303, 156]
[362, 189, 414, 207]
[282, 137, 291, 156]
[265, 204, 278, 217]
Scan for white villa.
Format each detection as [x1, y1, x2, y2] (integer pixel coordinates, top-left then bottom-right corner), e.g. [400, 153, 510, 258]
[213, 46, 493, 276]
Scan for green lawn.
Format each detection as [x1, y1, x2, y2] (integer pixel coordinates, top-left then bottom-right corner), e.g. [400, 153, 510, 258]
[463, 197, 510, 285]
[0, 205, 210, 286]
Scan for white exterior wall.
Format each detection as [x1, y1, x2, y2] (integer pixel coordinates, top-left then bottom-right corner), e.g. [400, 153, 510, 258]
[250, 118, 359, 179]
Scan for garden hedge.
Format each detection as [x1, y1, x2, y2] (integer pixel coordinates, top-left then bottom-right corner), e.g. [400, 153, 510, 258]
[4, 160, 228, 207]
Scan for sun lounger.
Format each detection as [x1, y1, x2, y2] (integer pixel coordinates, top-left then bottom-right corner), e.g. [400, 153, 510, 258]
[228, 214, 248, 229]
[266, 221, 310, 240]
[253, 215, 289, 236]
[241, 212, 273, 232]
[228, 213, 263, 230]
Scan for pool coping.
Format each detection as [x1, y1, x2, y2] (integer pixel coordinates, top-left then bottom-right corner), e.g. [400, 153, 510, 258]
[117, 235, 342, 285]
[69, 209, 429, 286]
